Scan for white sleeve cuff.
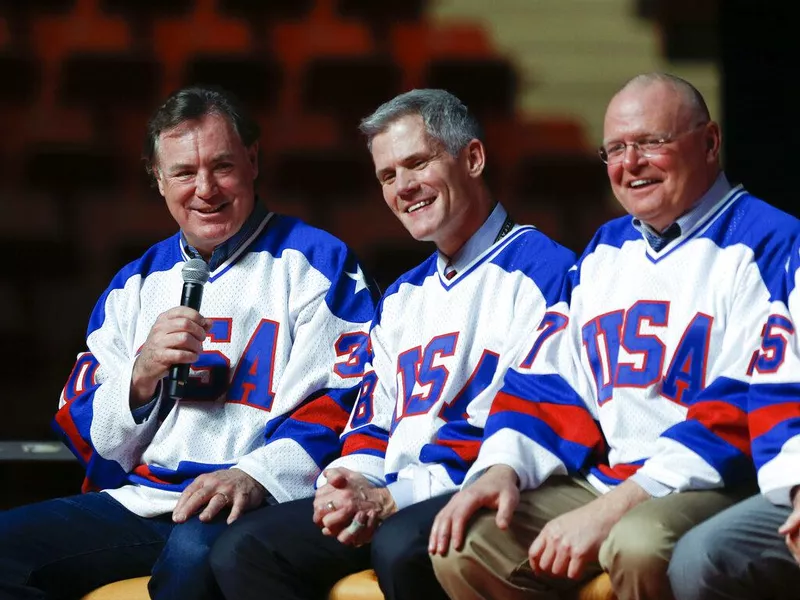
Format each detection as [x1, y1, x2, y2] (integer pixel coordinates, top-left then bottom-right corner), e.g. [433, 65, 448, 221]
[629, 472, 675, 498]
[387, 480, 416, 511]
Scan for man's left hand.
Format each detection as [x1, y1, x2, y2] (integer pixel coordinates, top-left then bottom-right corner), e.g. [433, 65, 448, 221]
[313, 467, 397, 546]
[529, 480, 650, 580]
[173, 468, 266, 525]
[528, 501, 613, 580]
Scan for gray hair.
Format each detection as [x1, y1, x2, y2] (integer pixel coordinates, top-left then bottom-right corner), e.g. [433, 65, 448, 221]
[359, 89, 483, 156]
[621, 72, 711, 123]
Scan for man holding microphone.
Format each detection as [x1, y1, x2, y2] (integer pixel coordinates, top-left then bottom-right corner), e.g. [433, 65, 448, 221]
[0, 85, 377, 600]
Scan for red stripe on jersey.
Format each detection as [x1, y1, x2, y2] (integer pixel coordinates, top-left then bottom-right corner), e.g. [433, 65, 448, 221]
[750, 402, 800, 440]
[597, 462, 642, 481]
[342, 432, 388, 456]
[290, 395, 350, 434]
[437, 438, 481, 463]
[492, 392, 602, 449]
[687, 400, 750, 455]
[132, 464, 175, 486]
[53, 401, 93, 463]
[81, 477, 101, 494]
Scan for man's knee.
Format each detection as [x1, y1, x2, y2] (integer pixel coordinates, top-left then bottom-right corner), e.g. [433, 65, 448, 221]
[371, 513, 419, 578]
[431, 513, 516, 587]
[667, 521, 729, 600]
[162, 530, 214, 568]
[210, 523, 267, 577]
[600, 509, 673, 576]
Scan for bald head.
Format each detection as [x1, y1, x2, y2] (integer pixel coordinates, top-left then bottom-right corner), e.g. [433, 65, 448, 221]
[615, 73, 711, 125]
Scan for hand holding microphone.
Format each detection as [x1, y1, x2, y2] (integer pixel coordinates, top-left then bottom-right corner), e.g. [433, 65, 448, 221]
[130, 259, 211, 407]
[167, 258, 211, 399]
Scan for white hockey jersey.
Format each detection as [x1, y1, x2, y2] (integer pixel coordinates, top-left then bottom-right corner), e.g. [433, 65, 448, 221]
[749, 235, 800, 506]
[55, 211, 377, 517]
[472, 185, 800, 495]
[322, 207, 575, 507]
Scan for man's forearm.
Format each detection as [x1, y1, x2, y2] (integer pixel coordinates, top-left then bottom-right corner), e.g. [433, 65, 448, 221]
[593, 479, 652, 521]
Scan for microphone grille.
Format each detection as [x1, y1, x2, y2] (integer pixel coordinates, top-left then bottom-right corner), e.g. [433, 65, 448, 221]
[181, 258, 210, 285]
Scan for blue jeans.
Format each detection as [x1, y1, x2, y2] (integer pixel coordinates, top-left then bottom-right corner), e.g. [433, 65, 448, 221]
[0, 492, 228, 600]
[668, 493, 800, 600]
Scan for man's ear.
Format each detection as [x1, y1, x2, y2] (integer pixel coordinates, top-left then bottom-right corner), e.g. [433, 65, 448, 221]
[705, 121, 722, 162]
[465, 139, 486, 178]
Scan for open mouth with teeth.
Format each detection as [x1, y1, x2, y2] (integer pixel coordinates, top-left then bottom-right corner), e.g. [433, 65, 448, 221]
[193, 204, 227, 215]
[406, 199, 434, 213]
[629, 179, 659, 189]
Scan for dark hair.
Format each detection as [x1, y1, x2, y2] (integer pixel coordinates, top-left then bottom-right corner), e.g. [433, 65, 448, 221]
[142, 85, 260, 182]
[359, 88, 483, 156]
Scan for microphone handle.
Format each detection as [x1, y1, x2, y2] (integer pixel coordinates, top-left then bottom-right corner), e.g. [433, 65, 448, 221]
[167, 282, 206, 399]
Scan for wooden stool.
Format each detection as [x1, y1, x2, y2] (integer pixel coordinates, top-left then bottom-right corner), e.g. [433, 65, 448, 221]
[79, 571, 614, 600]
[80, 576, 150, 600]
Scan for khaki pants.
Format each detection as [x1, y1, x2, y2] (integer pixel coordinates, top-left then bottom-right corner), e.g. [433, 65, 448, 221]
[431, 476, 751, 600]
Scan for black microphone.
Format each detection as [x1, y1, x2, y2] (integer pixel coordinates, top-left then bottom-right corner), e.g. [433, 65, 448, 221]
[167, 258, 211, 400]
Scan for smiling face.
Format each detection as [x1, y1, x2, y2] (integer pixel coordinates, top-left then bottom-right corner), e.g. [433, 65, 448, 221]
[603, 80, 720, 231]
[153, 112, 259, 258]
[370, 114, 488, 257]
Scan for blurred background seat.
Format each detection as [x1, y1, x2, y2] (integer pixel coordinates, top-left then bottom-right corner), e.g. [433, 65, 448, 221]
[335, 0, 427, 48]
[182, 53, 283, 115]
[270, 148, 375, 224]
[100, 0, 194, 44]
[423, 57, 518, 121]
[301, 55, 402, 143]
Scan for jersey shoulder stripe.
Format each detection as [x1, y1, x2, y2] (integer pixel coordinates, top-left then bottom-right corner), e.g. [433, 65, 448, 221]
[87, 234, 183, 335]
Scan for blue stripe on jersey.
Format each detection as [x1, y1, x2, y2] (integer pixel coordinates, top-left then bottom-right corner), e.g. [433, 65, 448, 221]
[752, 419, 800, 471]
[488, 229, 576, 307]
[487, 411, 593, 472]
[749, 382, 800, 470]
[85, 456, 129, 491]
[153, 460, 234, 480]
[501, 370, 589, 409]
[128, 460, 236, 492]
[749, 382, 800, 411]
[87, 235, 183, 336]
[419, 420, 483, 485]
[660, 419, 754, 484]
[691, 376, 750, 411]
[250, 214, 378, 322]
[265, 418, 343, 469]
[263, 413, 289, 440]
[420, 450, 469, 485]
[701, 194, 800, 300]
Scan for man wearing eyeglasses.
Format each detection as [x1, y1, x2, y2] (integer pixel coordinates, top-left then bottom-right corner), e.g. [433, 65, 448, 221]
[428, 72, 800, 600]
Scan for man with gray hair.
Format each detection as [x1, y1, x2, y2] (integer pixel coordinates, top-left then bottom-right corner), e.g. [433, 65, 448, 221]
[210, 88, 576, 600]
